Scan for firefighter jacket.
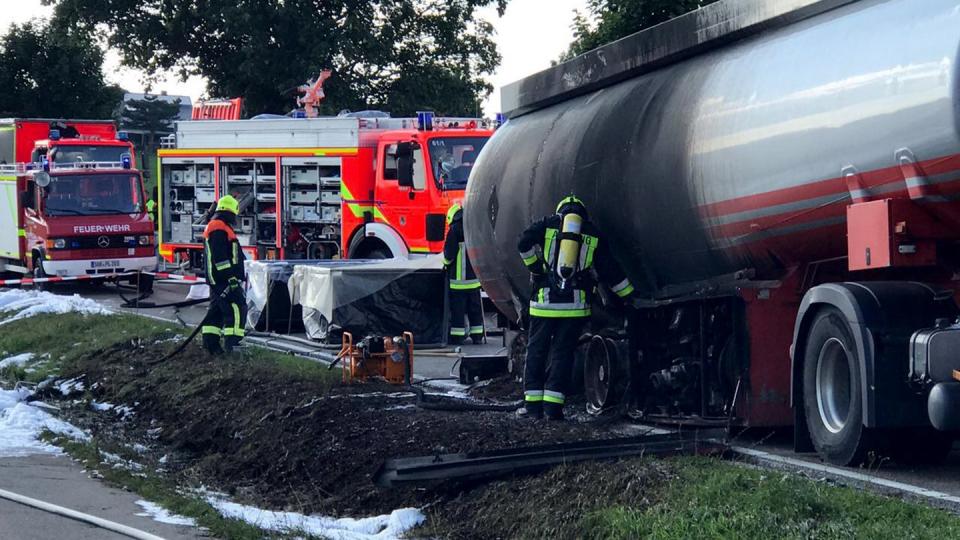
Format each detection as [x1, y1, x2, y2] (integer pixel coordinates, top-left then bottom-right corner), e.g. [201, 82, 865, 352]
[517, 214, 634, 318]
[203, 214, 246, 291]
[442, 215, 480, 290]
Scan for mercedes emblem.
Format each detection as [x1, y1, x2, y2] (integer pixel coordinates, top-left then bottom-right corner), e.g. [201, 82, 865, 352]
[97, 236, 110, 248]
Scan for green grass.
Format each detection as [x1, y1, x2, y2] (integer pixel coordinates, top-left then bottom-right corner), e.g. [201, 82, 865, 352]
[42, 433, 307, 540]
[0, 313, 180, 382]
[581, 456, 960, 539]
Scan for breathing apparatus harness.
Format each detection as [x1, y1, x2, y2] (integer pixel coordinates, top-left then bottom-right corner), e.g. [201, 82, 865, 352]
[549, 196, 589, 292]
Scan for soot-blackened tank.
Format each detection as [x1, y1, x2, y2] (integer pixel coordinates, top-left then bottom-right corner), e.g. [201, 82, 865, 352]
[465, 0, 960, 319]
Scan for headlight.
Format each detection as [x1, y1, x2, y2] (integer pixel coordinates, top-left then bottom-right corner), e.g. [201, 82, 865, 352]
[46, 238, 66, 249]
[138, 235, 153, 246]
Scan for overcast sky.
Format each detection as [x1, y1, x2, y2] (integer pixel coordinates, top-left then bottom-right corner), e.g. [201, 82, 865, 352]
[0, 0, 588, 117]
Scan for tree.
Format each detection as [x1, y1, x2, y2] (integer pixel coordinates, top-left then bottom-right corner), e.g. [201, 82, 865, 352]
[563, 0, 718, 60]
[46, 0, 508, 117]
[122, 95, 181, 151]
[0, 21, 123, 118]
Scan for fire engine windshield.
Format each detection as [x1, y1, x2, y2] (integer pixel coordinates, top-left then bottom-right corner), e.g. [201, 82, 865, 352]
[428, 137, 488, 191]
[43, 173, 144, 217]
[49, 145, 128, 163]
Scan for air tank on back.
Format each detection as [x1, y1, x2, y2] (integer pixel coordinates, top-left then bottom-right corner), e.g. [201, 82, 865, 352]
[465, 0, 960, 320]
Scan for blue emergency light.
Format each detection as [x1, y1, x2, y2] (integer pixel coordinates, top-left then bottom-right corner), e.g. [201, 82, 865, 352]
[417, 111, 434, 131]
[117, 131, 129, 141]
[495, 113, 506, 129]
[291, 110, 306, 119]
[41, 157, 49, 172]
[49, 129, 61, 141]
[121, 153, 132, 169]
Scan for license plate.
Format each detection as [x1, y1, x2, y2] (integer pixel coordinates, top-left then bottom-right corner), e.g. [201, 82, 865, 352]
[90, 260, 121, 268]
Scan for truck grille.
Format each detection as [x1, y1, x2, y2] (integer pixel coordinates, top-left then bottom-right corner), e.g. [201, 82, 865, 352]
[65, 235, 138, 249]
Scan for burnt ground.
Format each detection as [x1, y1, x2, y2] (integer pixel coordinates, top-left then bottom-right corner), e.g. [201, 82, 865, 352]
[44, 338, 649, 537]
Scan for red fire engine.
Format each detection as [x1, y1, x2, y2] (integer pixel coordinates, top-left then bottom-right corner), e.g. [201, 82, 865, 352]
[0, 119, 153, 281]
[157, 112, 492, 267]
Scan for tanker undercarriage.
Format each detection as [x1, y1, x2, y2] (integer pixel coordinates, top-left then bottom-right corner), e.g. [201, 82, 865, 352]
[583, 296, 744, 425]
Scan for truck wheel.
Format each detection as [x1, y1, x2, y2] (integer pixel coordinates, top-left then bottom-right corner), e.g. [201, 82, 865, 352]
[363, 247, 391, 259]
[802, 308, 873, 466]
[33, 257, 48, 292]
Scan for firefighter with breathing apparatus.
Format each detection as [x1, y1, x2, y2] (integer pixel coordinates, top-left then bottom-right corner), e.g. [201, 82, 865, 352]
[201, 195, 247, 355]
[517, 196, 635, 420]
[443, 202, 485, 344]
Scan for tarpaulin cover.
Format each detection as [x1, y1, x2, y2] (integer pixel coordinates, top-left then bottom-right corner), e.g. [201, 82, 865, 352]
[289, 256, 448, 345]
[246, 260, 369, 333]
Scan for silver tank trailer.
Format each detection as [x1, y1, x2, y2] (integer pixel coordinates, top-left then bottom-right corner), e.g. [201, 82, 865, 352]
[465, 0, 960, 319]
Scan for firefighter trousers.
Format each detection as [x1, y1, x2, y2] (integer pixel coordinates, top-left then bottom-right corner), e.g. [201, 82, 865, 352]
[449, 287, 484, 344]
[201, 288, 247, 354]
[523, 316, 585, 418]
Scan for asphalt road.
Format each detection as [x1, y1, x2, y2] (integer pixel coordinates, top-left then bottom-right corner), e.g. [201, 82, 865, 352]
[0, 455, 203, 540]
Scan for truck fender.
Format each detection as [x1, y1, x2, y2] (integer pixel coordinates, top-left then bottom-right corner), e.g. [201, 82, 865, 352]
[346, 223, 409, 259]
[791, 281, 955, 430]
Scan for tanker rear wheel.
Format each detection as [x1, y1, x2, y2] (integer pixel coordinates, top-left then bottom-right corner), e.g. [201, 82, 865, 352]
[584, 336, 627, 415]
[802, 308, 875, 466]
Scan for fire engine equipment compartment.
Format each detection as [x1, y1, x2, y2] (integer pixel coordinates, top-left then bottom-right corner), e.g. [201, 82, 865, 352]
[288, 257, 447, 346]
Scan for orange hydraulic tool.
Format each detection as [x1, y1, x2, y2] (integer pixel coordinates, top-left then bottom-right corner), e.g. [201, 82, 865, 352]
[335, 332, 414, 385]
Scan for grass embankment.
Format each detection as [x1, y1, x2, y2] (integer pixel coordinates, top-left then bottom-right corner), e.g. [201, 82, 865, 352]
[3, 312, 960, 539]
[0, 312, 337, 539]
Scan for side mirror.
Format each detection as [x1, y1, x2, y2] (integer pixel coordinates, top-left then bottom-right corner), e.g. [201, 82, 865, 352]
[34, 172, 51, 188]
[396, 142, 414, 188]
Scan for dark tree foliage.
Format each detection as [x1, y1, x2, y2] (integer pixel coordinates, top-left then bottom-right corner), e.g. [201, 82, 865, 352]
[563, 0, 718, 60]
[122, 95, 181, 150]
[0, 21, 123, 118]
[45, 0, 508, 117]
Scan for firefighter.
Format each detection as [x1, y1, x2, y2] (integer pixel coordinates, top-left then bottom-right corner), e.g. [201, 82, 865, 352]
[201, 195, 247, 355]
[146, 187, 158, 230]
[516, 196, 635, 420]
[443, 202, 484, 345]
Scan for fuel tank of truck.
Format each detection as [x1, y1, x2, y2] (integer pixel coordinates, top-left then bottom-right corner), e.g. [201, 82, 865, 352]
[465, 0, 960, 320]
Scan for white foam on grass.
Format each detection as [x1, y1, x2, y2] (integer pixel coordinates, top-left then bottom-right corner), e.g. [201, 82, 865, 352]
[205, 494, 425, 540]
[134, 500, 197, 527]
[0, 289, 109, 325]
[91, 401, 114, 412]
[0, 352, 34, 369]
[0, 387, 88, 457]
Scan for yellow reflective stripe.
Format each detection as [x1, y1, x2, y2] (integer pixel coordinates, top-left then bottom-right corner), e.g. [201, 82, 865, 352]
[543, 390, 565, 404]
[215, 260, 232, 270]
[201, 325, 222, 335]
[230, 302, 242, 336]
[522, 254, 539, 266]
[232, 242, 239, 265]
[450, 327, 466, 336]
[340, 183, 389, 223]
[524, 390, 544, 402]
[450, 281, 481, 290]
[410, 246, 430, 253]
[469, 325, 484, 334]
[17, 229, 25, 237]
[544, 228, 558, 263]
[616, 284, 635, 298]
[204, 241, 216, 285]
[223, 328, 246, 337]
[581, 235, 597, 269]
[530, 307, 591, 318]
[442, 257, 453, 266]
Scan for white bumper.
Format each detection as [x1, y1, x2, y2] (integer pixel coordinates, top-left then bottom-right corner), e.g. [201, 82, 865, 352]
[40, 256, 158, 277]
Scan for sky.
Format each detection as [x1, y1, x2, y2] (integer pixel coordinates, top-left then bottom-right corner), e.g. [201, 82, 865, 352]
[0, 0, 588, 118]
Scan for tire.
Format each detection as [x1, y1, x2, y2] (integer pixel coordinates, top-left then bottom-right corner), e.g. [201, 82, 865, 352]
[802, 308, 874, 466]
[33, 257, 48, 291]
[365, 247, 391, 259]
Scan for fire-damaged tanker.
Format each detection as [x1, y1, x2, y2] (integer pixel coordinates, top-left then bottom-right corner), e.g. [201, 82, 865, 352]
[465, 0, 960, 465]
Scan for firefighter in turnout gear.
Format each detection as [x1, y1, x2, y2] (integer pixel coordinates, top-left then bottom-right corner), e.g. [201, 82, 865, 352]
[202, 195, 247, 355]
[517, 196, 635, 420]
[443, 203, 484, 345]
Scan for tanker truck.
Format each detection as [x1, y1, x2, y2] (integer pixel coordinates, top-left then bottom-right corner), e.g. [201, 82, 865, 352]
[465, 0, 960, 466]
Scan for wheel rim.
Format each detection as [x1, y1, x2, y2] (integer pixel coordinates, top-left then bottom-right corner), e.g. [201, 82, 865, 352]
[585, 337, 614, 414]
[815, 337, 853, 434]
